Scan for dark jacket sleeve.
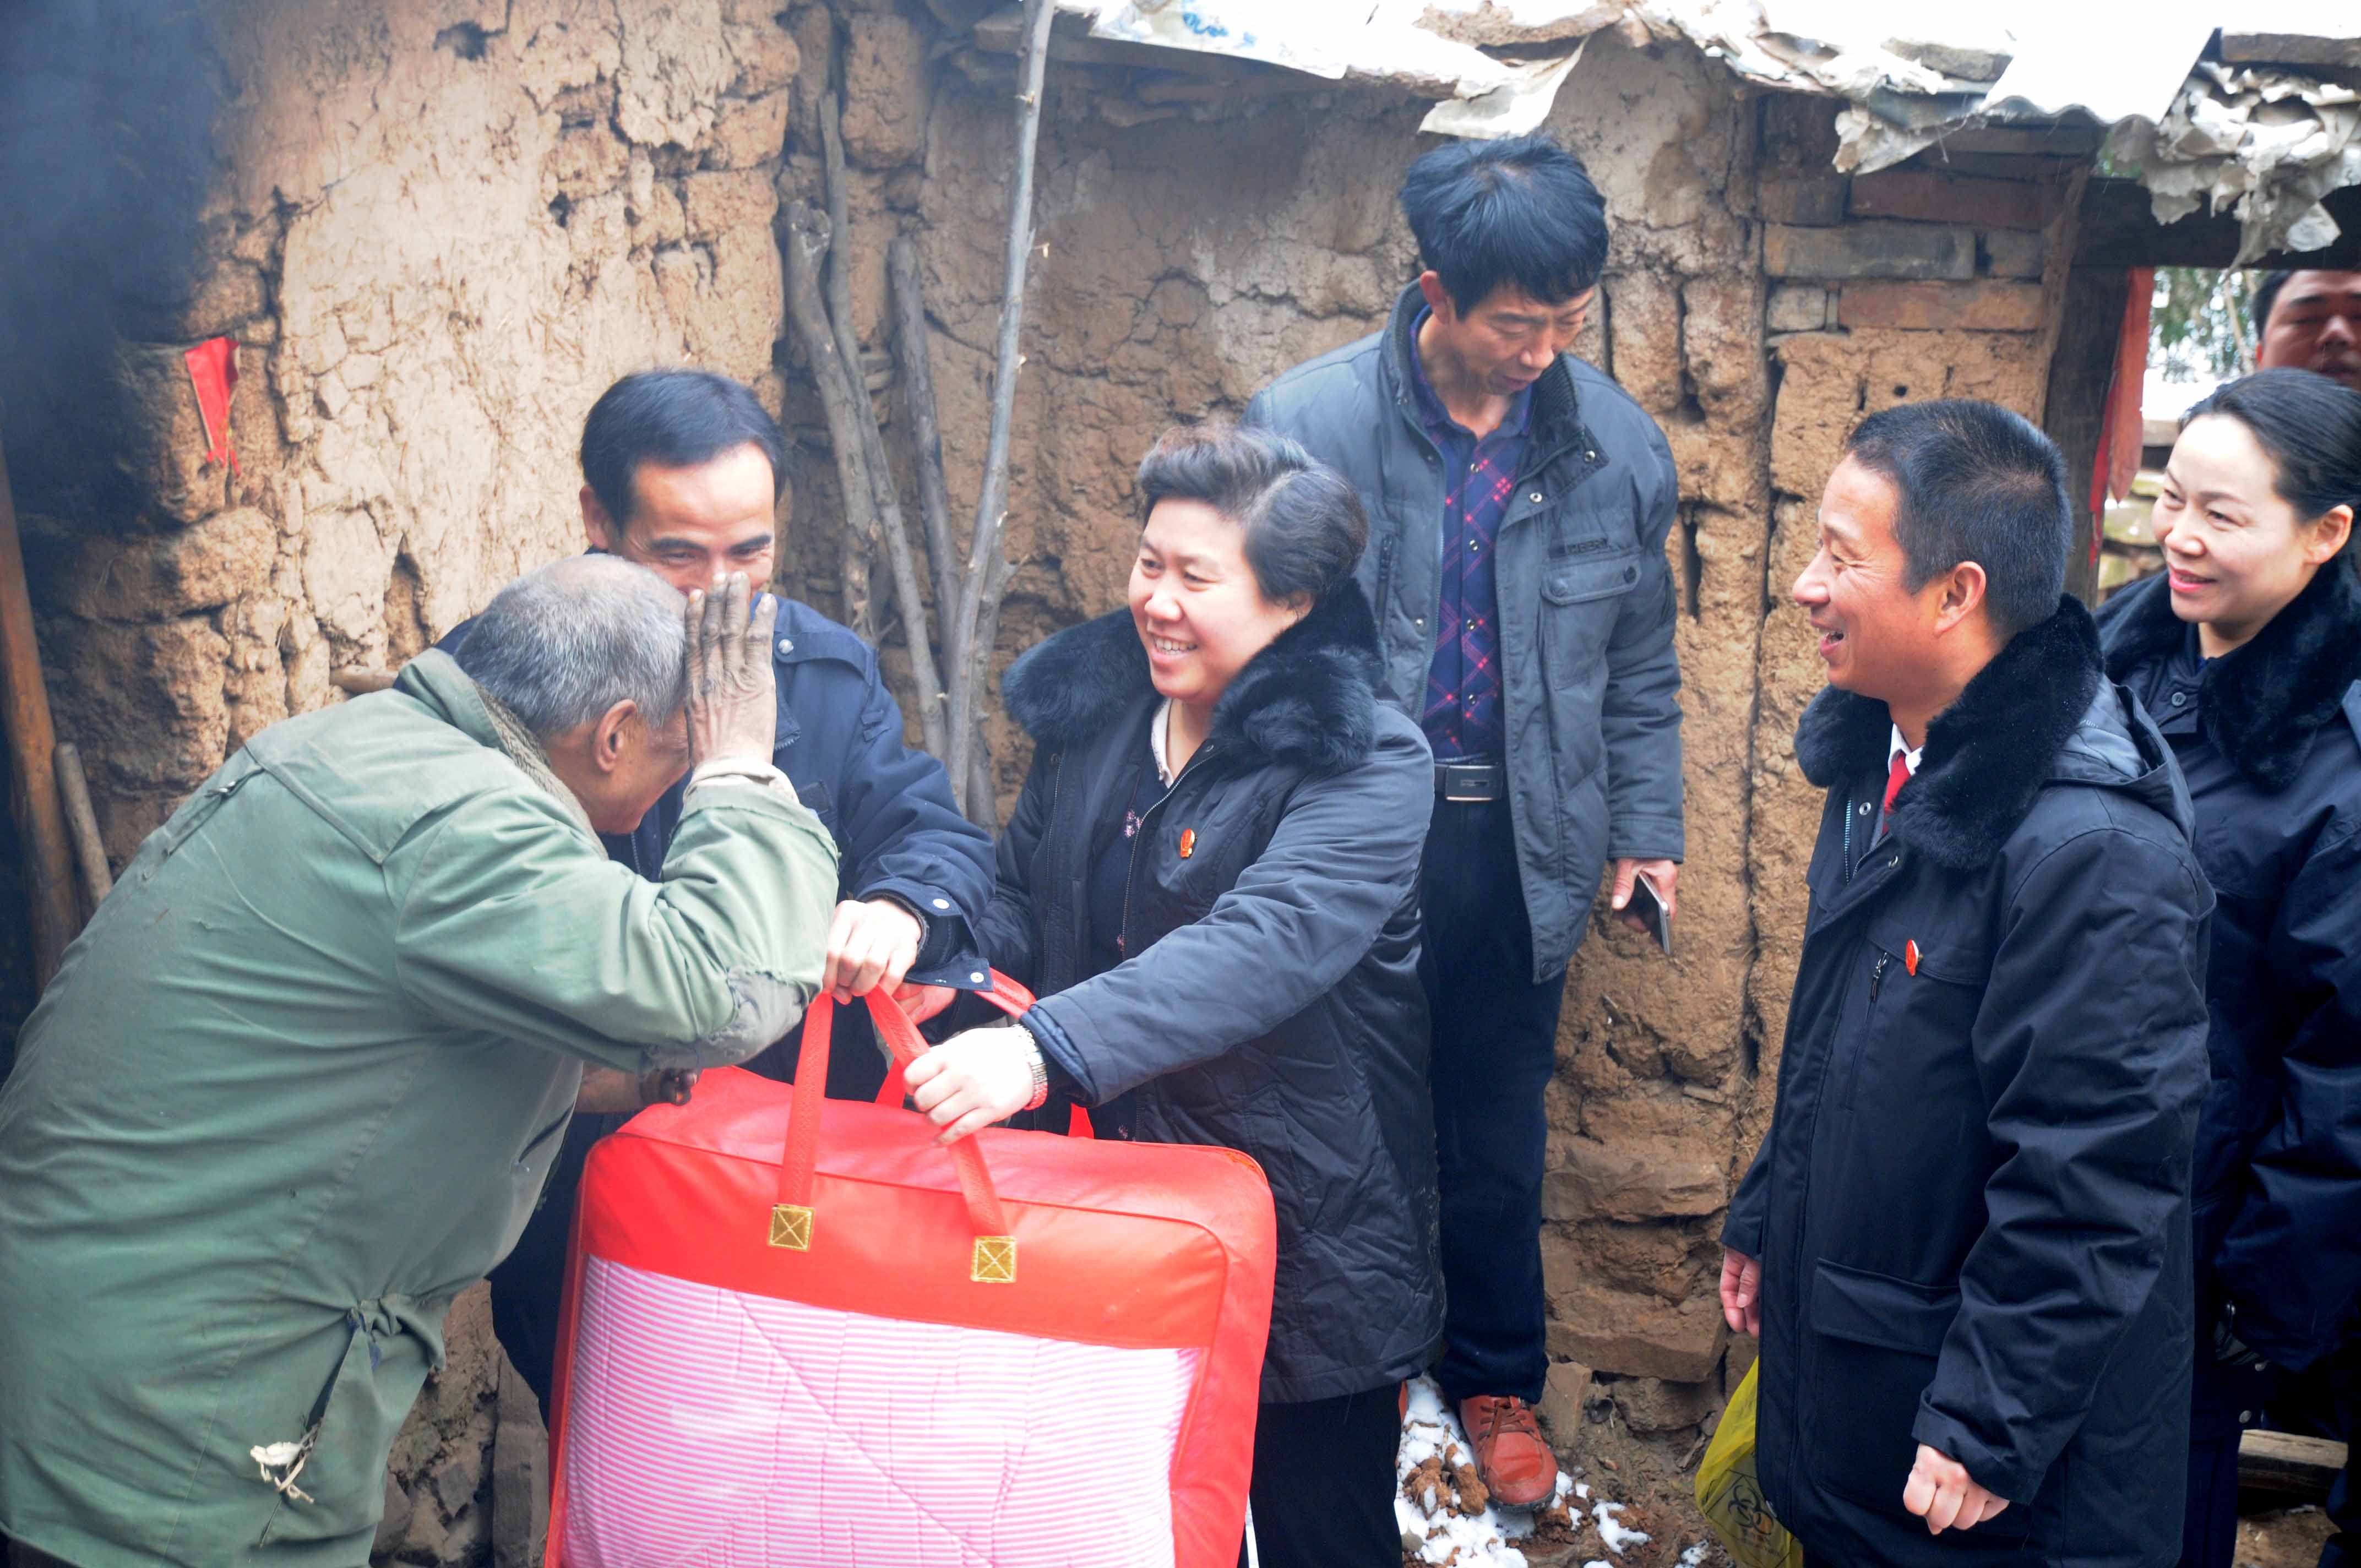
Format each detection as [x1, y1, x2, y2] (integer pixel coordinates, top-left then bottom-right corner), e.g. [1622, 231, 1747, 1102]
[1602, 421, 1685, 864]
[2218, 820, 2361, 1369]
[1022, 718, 1433, 1105]
[826, 658, 997, 970]
[1721, 1135, 1772, 1257]
[972, 750, 1053, 989]
[1911, 828, 2210, 1502]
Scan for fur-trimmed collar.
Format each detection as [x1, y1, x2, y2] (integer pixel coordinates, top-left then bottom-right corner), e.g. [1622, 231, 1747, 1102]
[2098, 558, 2361, 792]
[1003, 581, 1383, 775]
[1796, 596, 2106, 870]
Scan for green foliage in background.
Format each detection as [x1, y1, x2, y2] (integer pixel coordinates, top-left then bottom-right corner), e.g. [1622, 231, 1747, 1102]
[2152, 268, 2257, 380]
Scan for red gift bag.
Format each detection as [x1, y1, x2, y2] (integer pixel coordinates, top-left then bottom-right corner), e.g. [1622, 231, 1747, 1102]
[546, 979, 1277, 1567]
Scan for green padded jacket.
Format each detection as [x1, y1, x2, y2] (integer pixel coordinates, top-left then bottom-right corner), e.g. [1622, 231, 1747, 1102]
[0, 650, 837, 1567]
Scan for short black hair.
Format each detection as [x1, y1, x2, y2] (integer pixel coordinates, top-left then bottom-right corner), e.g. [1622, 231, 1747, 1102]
[579, 369, 790, 529]
[1135, 423, 1367, 607]
[2184, 367, 2361, 534]
[2252, 270, 2293, 338]
[1842, 400, 2071, 640]
[1400, 133, 1608, 315]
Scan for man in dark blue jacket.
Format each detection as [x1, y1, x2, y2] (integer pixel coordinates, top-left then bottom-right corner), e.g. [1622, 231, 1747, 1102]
[448, 370, 995, 1414]
[1721, 401, 2211, 1566]
[1248, 132, 1683, 1505]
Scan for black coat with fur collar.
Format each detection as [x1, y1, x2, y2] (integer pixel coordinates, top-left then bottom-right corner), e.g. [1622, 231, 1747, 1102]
[980, 582, 1443, 1403]
[2099, 563, 2361, 1373]
[1723, 596, 2212, 1568]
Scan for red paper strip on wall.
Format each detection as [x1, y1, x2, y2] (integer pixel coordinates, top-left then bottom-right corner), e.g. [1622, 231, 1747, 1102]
[183, 337, 240, 476]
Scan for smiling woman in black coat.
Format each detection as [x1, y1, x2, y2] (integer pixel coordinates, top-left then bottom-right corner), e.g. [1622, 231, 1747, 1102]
[905, 423, 1441, 1568]
[2096, 369, 2361, 1568]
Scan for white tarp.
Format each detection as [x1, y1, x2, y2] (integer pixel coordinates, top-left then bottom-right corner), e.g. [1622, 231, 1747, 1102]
[1982, 12, 2219, 125]
[1049, 0, 2361, 260]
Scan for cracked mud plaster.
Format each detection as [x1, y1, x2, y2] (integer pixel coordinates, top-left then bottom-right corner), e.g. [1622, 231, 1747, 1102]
[30, 0, 799, 864]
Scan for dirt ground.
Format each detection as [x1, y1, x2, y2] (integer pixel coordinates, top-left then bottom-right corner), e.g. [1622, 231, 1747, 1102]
[1520, 1398, 1725, 1568]
[2238, 1506, 2337, 1568]
[1399, 1375, 1726, 1568]
[1405, 1389, 2340, 1568]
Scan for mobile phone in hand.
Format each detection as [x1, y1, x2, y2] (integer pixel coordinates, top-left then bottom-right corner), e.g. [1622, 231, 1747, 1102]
[1628, 872, 1672, 957]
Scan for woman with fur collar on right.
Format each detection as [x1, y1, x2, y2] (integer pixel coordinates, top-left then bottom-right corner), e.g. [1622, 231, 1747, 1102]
[2096, 368, 2361, 1568]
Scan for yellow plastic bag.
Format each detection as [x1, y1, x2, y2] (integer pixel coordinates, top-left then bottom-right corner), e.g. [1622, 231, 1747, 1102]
[1695, 1361, 1806, 1568]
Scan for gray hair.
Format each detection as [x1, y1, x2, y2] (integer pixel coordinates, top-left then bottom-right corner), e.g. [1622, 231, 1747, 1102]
[453, 555, 689, 736]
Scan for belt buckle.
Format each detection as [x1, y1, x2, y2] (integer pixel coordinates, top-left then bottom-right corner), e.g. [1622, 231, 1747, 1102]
[1440, 762, 1499, 803]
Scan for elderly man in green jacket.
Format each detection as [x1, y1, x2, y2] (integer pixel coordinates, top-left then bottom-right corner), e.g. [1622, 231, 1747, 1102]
[0, 555, 837, 1568]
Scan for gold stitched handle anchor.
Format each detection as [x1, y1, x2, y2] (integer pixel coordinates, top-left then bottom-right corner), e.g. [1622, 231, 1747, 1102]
[971, 1235, 1017, 1283]
[769, 1204, 813, 1251]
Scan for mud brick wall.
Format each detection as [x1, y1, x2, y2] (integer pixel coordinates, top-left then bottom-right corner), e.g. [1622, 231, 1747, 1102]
[19, 0, 799, 862]
[1731, 98, 2072, 1410]
[4, 5, 2095, 1543]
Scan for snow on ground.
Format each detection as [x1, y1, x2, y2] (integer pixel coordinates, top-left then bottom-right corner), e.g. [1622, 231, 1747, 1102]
[1593, 1500, 1650, 1554]
[1395, 1375, 1587, 1567]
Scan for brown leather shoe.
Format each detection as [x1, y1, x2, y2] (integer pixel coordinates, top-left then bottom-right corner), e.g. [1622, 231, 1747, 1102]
[1459, 1395, 1558, 1507]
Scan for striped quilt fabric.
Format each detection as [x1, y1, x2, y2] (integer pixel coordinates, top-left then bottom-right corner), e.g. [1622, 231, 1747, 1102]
[559, 1255, 1201, 1567]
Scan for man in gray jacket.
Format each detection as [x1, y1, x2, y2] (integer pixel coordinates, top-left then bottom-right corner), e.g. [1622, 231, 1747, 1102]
[1247, 131, 1684, 1505]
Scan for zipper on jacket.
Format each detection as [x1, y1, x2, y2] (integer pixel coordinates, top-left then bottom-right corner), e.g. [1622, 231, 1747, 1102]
[1841, 788, 1857, 883]
[1116, 737, 1215, 961]
[1869, 950, 1891, 1002]
[1372, 534, 1397, 625]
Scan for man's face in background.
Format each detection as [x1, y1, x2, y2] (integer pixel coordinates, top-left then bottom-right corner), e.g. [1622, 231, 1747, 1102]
[2257, 270, 2361, 391]
[581, 440, 779, 595]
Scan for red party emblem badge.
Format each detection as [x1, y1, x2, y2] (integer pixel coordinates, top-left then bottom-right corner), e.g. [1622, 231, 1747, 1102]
[1905, 939, 1921, 976]
[1178, 829, 1196, 859]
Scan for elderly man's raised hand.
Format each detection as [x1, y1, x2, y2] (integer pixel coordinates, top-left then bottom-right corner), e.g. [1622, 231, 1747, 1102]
[685, 571, 779, 768]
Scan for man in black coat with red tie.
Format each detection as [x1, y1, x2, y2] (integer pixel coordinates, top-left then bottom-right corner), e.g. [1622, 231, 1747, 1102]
[1720, 400, 2212, 1567]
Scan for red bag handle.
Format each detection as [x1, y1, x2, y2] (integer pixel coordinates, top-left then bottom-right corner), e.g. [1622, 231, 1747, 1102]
[869, 972, 1095, 1140]
[777, 986, 1011, 1255]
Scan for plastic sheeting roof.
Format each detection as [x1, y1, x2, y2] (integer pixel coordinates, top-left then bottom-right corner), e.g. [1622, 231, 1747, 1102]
[1056, 1, 2361, 263]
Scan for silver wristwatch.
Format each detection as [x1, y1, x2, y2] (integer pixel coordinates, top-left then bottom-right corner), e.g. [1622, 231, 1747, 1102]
[1020, 1036, 1049, 1112]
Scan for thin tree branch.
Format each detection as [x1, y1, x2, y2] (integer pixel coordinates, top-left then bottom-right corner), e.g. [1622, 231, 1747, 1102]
[782, 200, 879, 643]
[889, 237, 964, 653]
[946, 0, 1055, 798]
[818, 95, 871, 440]
[814, 100, 949, 759]
[964, 548, 1013, 817]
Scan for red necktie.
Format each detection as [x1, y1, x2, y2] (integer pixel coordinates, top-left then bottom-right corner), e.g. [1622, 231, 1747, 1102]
[1881, 751, 1912, 832]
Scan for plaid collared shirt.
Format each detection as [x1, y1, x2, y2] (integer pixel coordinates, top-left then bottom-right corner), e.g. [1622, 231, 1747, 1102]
[1409, 311, 1531, 762]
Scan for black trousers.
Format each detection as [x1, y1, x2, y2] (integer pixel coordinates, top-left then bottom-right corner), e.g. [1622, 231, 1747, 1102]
[2275, 1348, 2361, 1568]
[2178, 1356, 2276, 1568]
[1421, 796, 1568, 1407]
[2179, 1346, 2361, 1568]
[2324, 1458, 2360, 1568]
[488, 1015, 894, 1422]
[1239, 1385, 1402, 1568]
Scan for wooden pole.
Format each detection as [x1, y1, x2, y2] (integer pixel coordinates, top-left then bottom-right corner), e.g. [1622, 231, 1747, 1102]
[784, 202, 885, 652]
[0, 431, 80, 988]
[52, 742, 111, 914]
[2041, 266, 2135, 606]
[810, 100, 951, 763]
[2239, 1429, 2346, 1506]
